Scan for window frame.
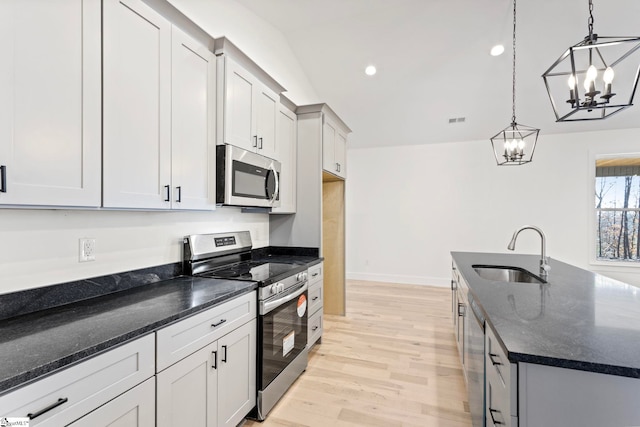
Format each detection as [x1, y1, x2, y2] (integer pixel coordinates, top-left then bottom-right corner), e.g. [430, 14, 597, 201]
[589, 151, 640, 269]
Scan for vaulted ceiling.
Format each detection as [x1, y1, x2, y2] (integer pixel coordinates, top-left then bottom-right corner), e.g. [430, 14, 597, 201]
[237, 0, 640, 149]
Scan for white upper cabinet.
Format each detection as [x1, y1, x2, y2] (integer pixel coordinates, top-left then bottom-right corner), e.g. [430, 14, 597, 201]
[103, 0, 216, 210]
[271, 99, 297, 214]
[171, 27, 217, 211]
[215, 38, 284, 161]
[103, 0, 172, 209]
[0, 0, 101, 207]
[322, 114, 349, 179]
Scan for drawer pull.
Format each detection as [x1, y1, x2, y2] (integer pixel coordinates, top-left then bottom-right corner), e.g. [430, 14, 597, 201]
[312, 326, 319, 331]
[164, 185, 170, 202]
[489, 408, 505, 425]
[451, 279, 457, 290]
[458, 302, 466, 317]
[28, 397, 68, 419]
[212, 350, 217, 369]
[312, 296, 319, 301]
[489, 353, 503, 366]
[0, 165, 6, 193]
[312, 272, 319, 277]
[211, 319, 227, 328]
[222, 345, 227, 363]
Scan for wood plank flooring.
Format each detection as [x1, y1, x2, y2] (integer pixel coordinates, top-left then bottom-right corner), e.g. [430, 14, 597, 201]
[243, 280, 472, 427]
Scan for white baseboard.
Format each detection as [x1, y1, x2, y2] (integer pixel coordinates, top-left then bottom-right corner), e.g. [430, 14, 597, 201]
[346, 272, 450, 287]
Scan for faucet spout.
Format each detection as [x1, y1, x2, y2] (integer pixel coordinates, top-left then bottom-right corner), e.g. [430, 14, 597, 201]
[507, 225, 550, 279]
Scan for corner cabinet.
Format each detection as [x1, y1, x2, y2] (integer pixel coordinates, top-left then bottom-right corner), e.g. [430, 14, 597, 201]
[0, 0, 101, 207]
[270, 96, 298, 214]
[103, 0, 216, 210]
[214, 37, 285, 162]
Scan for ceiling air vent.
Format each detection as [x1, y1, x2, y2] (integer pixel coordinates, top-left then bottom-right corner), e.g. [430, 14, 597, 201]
[448, 117, 466, 124]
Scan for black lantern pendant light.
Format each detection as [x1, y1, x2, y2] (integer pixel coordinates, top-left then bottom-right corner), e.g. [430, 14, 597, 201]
[542, 0, 640, 122]
[490, 0, 540, 166]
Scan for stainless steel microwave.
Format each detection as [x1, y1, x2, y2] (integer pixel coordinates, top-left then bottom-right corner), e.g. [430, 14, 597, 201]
[216, 144, 281, 208]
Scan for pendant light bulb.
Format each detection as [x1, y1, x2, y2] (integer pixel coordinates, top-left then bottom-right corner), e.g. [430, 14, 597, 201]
[586, 65, 598, 81]
[517, 139, 525, 150]
[603, 67, 615, 84]
[568, 74, 576, 89]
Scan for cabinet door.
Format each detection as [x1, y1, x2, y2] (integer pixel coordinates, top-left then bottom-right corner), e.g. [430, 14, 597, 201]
[222, 58, 257, 152]
[69, 377, 155, 427]
[171, 27, 216, 211]
[271, 106, 297, 214]
[256, 86, 278, 160]
[322, 119, 337, 175]
[217, 319, 257, 427]
[335, 130, 347, 179]
[103, 0, 172, 209]
[157, 341, 218, 427]
[0, 0, 101, 207]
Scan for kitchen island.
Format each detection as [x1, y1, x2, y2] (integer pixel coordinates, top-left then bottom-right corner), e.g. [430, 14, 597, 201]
[452, 252, 640, 427]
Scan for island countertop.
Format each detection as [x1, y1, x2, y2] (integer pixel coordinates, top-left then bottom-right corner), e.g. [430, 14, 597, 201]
[451, 251, 640, 378]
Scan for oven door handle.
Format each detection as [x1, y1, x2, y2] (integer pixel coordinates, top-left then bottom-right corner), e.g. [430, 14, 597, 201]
[261, 282, 308, 315]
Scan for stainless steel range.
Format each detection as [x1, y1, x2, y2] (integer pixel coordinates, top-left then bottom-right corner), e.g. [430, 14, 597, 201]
[183, 231, 309, 421]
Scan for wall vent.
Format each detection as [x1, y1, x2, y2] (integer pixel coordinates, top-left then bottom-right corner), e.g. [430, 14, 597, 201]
[448, 117, 466, 124]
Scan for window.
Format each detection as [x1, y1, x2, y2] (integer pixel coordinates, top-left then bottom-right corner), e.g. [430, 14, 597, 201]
[595, 157, 640, 263]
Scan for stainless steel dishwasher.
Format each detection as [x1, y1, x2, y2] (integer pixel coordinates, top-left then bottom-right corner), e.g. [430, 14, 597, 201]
[466, 294, 485, 427]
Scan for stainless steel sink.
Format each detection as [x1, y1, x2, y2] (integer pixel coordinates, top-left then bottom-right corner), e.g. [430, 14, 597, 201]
[472, 265, 545, 284]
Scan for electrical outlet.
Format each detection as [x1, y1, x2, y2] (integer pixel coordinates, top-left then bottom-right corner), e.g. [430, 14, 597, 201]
[79, 238, 96, 262]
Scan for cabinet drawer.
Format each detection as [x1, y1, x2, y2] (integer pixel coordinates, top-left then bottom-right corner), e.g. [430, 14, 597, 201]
[70, 376, 155, 426]
[308, 309, 323, 347]
[308, 263, 323, 286]
[485, 324, 517, 420]
[0, 334, 155, 426]
[156, 292, 256, 372]
[308, 281, 323, 315]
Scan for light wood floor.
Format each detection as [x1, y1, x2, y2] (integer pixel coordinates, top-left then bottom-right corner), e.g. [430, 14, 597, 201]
[244, 280, 472, 427]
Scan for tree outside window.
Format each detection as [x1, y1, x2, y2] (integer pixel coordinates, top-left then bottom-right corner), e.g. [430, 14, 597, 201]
[595, 158, 640, 263]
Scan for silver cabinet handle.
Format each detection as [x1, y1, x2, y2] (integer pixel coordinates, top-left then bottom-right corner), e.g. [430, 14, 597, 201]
[312, 296, 319, 301]
[258, 137, 263, 149]
[312, 326, 319, 331]
[312, 272, 319, 277]
[268, 163, 279, 204]
[451, 280, 457, 290]
[253, 135, 258, 147]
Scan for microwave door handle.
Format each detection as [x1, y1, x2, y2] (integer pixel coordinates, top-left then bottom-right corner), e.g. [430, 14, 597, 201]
[269, 164, 279, 204]
[260, 283, 308, 315]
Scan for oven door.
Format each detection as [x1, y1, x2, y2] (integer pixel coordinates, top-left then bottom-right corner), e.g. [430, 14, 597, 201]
[216, 144, 281, 208]
[258, 282, 308, 390]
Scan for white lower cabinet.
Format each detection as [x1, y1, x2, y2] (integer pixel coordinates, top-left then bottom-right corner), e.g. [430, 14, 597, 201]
[156, 296, 257, 427]
[307, 262, 324, 347]
[69, 377, 156, 427]
[0, 334, 155, 426]
[485, 324, 517, 427]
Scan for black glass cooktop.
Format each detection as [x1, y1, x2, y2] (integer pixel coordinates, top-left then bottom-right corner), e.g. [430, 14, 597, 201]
[198, 261, 298, 283]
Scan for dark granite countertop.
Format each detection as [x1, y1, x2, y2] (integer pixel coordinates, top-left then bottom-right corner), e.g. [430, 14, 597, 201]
[0, 276, 257, 395]
[452, 252, 640, 378]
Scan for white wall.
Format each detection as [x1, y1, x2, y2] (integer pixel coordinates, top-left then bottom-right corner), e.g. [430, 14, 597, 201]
[0, 208, 268, 294]
[346, 128, 640, 287]
[168, 0, 319, 106]
[0, 1, 317, 295]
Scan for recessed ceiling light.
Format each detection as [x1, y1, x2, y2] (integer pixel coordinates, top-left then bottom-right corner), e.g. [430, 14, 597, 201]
[365, 65, 377, 76]
[490, 45, 505, 56]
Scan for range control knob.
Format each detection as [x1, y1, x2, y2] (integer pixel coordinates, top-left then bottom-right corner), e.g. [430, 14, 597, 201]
[269, 284, 277, 295]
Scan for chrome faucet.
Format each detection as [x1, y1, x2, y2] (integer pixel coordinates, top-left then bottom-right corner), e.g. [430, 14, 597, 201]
[507, 225, 550, 280]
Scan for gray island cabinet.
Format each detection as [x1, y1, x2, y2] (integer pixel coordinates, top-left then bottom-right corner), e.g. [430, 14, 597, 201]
[452, 252, 640, 427]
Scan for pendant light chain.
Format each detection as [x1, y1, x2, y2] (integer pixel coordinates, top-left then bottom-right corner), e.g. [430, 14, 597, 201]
[511, 0, 517, 125]
[588, 0, 594, 41]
